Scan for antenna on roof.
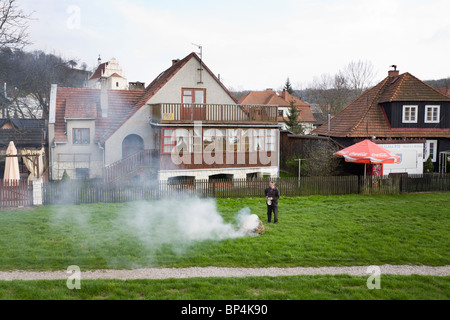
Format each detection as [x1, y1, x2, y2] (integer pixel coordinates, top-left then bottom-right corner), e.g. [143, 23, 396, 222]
[192, 43, 204, 84]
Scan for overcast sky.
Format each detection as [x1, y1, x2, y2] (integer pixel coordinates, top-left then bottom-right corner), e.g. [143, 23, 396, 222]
[20, 0, 450, 91]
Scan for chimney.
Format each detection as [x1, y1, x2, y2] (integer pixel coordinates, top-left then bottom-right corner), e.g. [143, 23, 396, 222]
[49, 84, 57, 124]
[100, 78, 108, 118]
[98, 55, 102, 66]
[172, 59, 180, 66]
[388, 65, 399, 77]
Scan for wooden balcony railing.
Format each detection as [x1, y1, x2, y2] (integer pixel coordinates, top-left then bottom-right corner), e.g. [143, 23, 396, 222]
[151, 103, 278, 123]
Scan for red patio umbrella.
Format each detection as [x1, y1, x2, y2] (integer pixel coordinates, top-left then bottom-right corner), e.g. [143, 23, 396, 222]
[334, 139, 401, 176]
[334, 139, 400, 164]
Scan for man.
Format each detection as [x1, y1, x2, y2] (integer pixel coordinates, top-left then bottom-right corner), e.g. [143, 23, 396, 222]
[264, 181, 280, 224]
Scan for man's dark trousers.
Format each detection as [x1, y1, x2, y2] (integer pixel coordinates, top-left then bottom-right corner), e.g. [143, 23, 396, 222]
[267, 204, 278, 223]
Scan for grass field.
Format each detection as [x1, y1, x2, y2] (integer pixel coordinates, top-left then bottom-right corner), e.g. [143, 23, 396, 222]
[0, 193, 449, 300]
[0, 193, 448, 270]
[1, 275, 449, 300]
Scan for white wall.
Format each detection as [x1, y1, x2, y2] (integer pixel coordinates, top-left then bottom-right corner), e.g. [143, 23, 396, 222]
[159, 166, 278, 181]
[148, 58, 236, 105]
[104, 106, 154, 166]
[380, 143, 424, 175]
[51, 119, 104, 180]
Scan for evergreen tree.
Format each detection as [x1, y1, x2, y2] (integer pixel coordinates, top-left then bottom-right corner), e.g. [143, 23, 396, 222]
[424, 155, 434, 173]
[283, 100, 304, 135]
[283, 78, 294, 94]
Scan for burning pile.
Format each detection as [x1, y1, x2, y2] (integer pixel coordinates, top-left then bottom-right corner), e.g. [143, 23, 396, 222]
[239, 214, 265, 235]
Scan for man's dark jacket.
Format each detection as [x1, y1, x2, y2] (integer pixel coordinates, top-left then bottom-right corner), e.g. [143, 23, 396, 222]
[264, 187, 280, 206]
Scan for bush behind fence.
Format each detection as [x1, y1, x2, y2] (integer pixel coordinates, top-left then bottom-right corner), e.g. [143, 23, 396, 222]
[42, 174, 450, 205]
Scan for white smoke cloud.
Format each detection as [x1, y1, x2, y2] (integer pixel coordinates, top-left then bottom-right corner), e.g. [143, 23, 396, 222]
[127, 197, 260, 248]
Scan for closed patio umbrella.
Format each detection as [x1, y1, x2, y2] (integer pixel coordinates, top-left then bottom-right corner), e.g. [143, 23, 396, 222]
[4, 141, 20, 185]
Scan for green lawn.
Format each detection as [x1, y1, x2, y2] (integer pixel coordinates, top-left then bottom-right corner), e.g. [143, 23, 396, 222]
[0, 275, 448, 300]
[0, 193, 448, 270]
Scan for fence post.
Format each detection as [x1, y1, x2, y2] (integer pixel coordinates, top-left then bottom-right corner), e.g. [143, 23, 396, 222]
[32, 178, 44, 206]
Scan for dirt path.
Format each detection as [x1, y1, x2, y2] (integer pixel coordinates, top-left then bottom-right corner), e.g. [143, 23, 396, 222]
[0, 265, 449, 281]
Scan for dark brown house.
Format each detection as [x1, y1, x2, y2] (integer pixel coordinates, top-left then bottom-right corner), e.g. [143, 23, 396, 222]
[313, 68, 450, 172]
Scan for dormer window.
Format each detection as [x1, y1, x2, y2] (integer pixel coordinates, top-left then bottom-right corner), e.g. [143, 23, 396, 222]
[425, 105, 440, 123]
[402, 105, 417, 123]
[73, 128, 90, 145]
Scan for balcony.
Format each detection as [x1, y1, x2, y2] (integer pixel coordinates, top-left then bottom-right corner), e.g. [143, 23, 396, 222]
[150, 103, 278, 124]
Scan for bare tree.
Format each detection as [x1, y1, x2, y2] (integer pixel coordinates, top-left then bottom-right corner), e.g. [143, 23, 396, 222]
[306, 72, 352, 116]
[343, 60, 376, 96]
[305, 60, 376, 116]
[0, 0, 33, 49]
[1, 49, 89, 118]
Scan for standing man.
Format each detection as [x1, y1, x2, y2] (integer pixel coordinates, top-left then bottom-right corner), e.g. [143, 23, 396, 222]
[265, 181, 280, 224]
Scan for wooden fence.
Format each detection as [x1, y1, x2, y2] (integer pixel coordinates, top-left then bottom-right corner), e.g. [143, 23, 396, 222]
[42, 174, 450, 205]
[0, 180, 33, 208]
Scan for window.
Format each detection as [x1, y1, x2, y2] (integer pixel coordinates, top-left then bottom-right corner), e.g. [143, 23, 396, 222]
[76, 168, 90, 180]
[402, 105, 418, 123]
[162, 129, 176, 154]
[423, 140, 437, 162]
[278, 110, 284, 117]
[73, 128, 90, 145]
[425, 105, 440, 123]
[253, 129, 266, 151]
[182, 88, 205, 104]
[227, 129, 250, 152]
[162, 128, 198, 154]
[250, 129, 276, 151]
[265, 129, 276, 152]
[203, 129, 226, 151]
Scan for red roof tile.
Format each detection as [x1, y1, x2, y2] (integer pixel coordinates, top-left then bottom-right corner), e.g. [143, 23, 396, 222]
[54, 87, 145, 143]
[89, 62, 108, 80]
[240, 89, 316, 123]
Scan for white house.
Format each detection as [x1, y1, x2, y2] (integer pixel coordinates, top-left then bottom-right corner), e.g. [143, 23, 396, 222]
[48, 52, 280, 182]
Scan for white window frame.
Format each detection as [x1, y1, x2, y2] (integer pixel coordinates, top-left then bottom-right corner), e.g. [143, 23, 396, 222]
[424, 105, 440, 123]
[423, 140, 438, 162]
[402, 105, 418, 123]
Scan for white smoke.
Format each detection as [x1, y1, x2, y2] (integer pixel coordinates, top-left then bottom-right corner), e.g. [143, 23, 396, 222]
[127, 197, 261, 247]
[49, 194, 262, 267]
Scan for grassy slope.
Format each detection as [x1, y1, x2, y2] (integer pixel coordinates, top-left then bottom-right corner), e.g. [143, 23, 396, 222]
[0, 193, 448, 270]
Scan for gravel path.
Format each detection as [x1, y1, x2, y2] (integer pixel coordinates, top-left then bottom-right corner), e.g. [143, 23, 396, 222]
[0, 265, 449, 281]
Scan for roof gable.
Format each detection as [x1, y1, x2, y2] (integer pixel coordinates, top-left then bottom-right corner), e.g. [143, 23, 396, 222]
[135, 52, 238, 108]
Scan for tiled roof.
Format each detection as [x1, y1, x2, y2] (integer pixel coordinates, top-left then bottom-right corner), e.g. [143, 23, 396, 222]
[437, 88, 450, 97]
[0, 129, 44, 148]
[240, 89, 316, 123]
[313, 72, 450, 138]
[239, 89, 289, 106]
[89, 62, 108, 80]
[0, 119, 46, 130]
[378, 72, 450, 102]
[54, 87, 145, 143]
[64, 98, 97, 119]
